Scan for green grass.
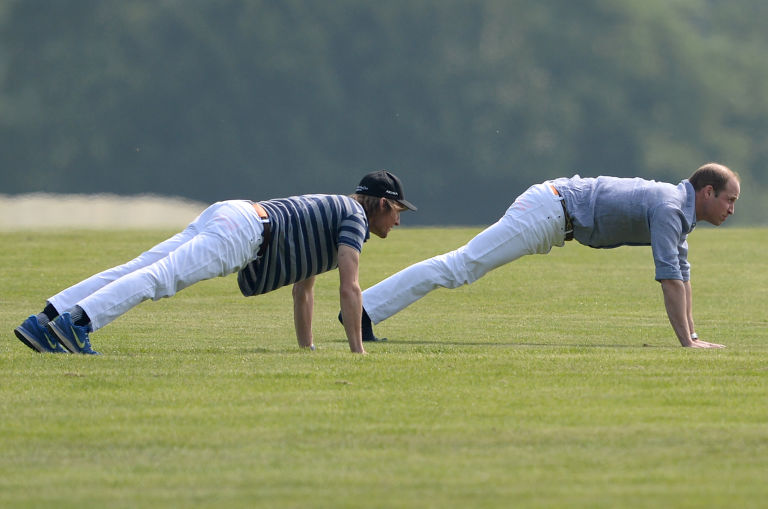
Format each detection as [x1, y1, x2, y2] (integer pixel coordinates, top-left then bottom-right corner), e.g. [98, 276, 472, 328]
[1, 227, 767, 508]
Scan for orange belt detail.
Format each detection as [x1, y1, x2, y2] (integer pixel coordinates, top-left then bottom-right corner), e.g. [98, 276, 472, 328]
[549, 185, 574, 241]
[253, 202, 271, 257]
[252, 202, 269, 220]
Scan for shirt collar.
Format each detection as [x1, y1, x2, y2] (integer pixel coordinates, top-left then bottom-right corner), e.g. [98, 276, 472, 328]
[682, 180, 697, 231]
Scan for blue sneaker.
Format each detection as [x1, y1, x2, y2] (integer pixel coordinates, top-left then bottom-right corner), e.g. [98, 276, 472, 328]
[14, 315, 68, 353]
[47, 312, 100, 355]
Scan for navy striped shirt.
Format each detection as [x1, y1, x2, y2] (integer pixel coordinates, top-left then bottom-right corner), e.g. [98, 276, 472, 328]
[237, 194, 369, 296]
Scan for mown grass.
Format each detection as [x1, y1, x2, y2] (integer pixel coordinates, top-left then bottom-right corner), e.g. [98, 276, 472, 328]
[1, 227, 766, 508]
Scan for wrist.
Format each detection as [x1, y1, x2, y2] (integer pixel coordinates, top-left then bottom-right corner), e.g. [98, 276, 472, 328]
[690, 332, 699, 340]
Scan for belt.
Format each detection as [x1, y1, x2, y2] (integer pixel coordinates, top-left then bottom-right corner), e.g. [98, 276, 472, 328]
[549, 185, 574, 241]
[252, 202, 272, 258]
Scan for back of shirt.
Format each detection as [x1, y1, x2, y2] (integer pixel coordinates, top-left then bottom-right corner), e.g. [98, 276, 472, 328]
[552, 175, 697, 281]
[238, 194, 369, 296]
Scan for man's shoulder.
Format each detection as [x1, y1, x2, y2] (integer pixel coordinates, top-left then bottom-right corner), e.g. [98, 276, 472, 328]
[648, 180, 690, 209]
[263, 194, 361, 212]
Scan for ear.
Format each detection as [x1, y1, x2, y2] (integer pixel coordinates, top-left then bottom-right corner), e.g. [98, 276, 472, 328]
[379, 197, 389, 210]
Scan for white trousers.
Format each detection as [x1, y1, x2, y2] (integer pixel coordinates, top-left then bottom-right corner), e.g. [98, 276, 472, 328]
[48, 200, 265, 331]
[362, 183, 567, 324]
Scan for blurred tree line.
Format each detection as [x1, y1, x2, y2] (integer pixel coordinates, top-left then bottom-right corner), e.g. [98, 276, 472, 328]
[1, 0, 766, 225]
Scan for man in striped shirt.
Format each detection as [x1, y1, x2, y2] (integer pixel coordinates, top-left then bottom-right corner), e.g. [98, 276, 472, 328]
[13, 170, 416, 355]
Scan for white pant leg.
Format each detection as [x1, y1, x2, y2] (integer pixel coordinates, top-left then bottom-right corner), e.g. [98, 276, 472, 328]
[64, 201, 264, 331]
[363, 183, 566, 324]
[48, 228, 198, 314]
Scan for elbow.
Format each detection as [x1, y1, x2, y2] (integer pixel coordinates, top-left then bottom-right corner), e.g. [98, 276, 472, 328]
[292, 282, 314, 303]
[659, 279, 686, 297]
[339, 282, 361, 300]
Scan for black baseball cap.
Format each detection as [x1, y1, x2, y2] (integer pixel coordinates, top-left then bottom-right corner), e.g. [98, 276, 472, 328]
[355, 170, 417, 211]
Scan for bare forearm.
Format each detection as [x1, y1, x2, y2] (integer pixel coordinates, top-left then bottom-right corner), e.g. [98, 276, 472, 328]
[292, 279, 315, 348]
[340, 286, 364, 353]
[683, 280, 695, 334]
[660, 279, 724, 348]
[660, 279, 694, 346]
[336, 245, 365, 354]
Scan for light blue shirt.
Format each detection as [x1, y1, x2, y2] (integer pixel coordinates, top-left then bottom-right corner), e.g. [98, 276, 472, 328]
[551, 176, 697, 281]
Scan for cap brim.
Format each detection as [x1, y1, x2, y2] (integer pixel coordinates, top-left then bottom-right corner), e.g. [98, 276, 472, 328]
[397, 199, 417, 212]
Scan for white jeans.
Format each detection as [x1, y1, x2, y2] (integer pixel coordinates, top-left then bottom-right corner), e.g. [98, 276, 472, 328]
[48, 200, 265, 331]
[362, 183, 567, 324]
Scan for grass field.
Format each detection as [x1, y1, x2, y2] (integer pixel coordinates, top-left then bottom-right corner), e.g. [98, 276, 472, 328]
[1, 227, 766, 508]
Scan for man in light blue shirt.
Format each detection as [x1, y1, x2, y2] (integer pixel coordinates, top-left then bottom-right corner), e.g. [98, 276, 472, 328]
[551, 175, 697, 282]
[345, 163, 740, 348]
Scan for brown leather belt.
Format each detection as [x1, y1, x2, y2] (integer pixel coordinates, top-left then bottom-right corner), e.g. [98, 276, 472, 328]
[252, 202, 272, 258]
[549, 185, 574, 241]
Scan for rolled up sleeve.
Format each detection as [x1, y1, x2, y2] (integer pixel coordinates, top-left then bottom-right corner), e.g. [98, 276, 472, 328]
[650, 205, 689, 281]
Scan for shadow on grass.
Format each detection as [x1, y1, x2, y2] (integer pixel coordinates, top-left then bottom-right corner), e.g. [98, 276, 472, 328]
[378, 339, 675, 349]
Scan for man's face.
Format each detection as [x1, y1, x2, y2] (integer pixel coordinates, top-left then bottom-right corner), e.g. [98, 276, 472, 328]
[369, 199, 403, 238]
[698, 178, 740, 226]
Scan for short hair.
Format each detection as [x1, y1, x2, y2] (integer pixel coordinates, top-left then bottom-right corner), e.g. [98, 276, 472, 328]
[350, 194, 404, 219]
[689, 163, 739, 195]
[350, 193, 381, 218]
